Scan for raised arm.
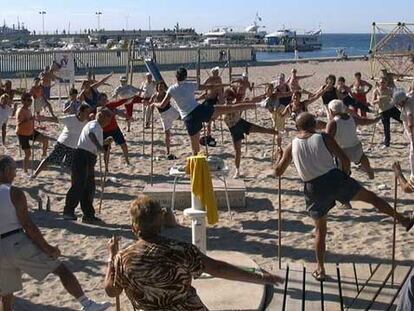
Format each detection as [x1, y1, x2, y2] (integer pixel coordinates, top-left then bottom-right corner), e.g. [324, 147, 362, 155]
[363, 80, 373, 94]
[11, 187, 60, 258]
[91, 72, 113, 89]
[275, 143, 293, 176]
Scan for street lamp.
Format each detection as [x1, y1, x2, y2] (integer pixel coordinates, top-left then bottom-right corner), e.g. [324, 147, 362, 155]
[39, 11, 46, 34]
[95, 12, 102, 31]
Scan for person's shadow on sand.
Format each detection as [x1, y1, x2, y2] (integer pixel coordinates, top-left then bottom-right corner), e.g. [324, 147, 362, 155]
[14, 297, 75, 311]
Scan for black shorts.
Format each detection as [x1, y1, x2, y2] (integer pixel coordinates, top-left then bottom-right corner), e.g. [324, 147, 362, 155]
[103, 127, 126, 146]
[304, 169, 361, 219]
[17, 131, 41, 150]
[45, 142, 75, 167]
[229, 119, 252, 143]
[184, 99, 215, 136]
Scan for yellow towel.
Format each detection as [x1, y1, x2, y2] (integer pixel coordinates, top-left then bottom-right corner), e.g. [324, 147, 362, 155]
[186, 155, 219, 225]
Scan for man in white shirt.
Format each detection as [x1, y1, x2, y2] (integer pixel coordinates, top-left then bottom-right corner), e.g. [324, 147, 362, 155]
[63, 88, 82, 114]
[0, 156, 110, 311]
[154, 67, 260, 155]
[32, 103, 91, 178]
[391, 90, 414, 190]
[140, 73, 157, 128]
[275, 112, 414, 282]
[63, 108, 113, 223]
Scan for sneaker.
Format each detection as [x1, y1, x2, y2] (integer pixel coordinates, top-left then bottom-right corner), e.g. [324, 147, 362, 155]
[380, 144, 389, 150]
[233, 169, 241, 179]
[82, 216, 104, 224]
[63, 213, 77, 221]
[82, 301, 111, 311]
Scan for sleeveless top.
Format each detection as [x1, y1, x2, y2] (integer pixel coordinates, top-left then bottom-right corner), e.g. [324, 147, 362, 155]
[333, 115, 360, 148]
[292, 133, 336, 182]
[277, 84, 291, 106]
[0, 184, 22, 235]
[322, 87, 338, 106]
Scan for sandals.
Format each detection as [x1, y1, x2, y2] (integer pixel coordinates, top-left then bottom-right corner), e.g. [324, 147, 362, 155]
[312, 270, 326, 282]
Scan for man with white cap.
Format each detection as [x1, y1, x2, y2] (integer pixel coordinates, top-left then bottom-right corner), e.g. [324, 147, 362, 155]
[113, 76, 142, 131]
[391, 90, 414, 189]
[140, 73, 157, 128]
[326, 99, 380, 179]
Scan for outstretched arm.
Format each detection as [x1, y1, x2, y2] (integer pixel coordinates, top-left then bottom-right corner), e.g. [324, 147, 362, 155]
[152, 93, 172, 110]
[91, 72, 113, 89]
[297, 73, 315, 80]
[354, 115, 380, 126]
[275, 143, 293, 176]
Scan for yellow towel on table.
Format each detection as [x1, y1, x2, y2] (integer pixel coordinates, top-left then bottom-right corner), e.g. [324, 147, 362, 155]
[186, 155, 219, 225]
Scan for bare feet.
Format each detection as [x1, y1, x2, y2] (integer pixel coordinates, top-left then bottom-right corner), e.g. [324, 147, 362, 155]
[392, 161, 402, 177]
[312, 269, 326, 282]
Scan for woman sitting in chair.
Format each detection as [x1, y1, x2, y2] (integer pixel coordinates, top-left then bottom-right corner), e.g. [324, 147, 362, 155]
[104, 195, 282, 311]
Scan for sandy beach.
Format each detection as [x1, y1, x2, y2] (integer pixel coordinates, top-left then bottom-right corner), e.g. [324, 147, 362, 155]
[3, 59, 414, 310]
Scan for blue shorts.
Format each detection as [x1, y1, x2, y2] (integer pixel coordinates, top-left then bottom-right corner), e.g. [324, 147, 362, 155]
[103, 127, 126, 146]
[184, 99, 215, 136]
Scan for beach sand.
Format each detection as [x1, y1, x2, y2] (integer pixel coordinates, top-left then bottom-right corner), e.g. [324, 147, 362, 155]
[3, 59, 414, 310]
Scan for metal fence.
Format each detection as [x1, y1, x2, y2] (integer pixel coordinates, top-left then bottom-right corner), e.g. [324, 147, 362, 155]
[0, 47, 254, 75]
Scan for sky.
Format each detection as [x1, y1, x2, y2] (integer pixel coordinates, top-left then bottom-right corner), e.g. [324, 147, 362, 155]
[1, 0, 414, 34]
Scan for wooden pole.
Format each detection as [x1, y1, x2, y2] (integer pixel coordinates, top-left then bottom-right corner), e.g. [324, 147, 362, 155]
[113, 235, 121, 311]
[150, 107, 154, 186]
[98, 152, 109, 214]
[142, 105, 145, 156]
[244, 110, 248, 154]
[278, 174, 282, 270]
[203, 123, 209, 157]
[271, 131, 276, 162]
[392, 175, 397, 285]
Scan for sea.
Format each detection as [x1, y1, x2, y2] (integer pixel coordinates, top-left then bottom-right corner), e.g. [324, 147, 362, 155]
[256, 33, 371, 62]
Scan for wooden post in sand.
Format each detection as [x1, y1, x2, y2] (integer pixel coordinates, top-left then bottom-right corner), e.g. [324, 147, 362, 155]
[203, 123, 209, 157]
[142, 106, 146, 156]
[392, 175, 398, 285]
[277, 140, 282, 270]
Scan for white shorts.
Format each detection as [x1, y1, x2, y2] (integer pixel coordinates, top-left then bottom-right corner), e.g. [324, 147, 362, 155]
[0, 232, 61, 295]
[160, 107, 180, 132]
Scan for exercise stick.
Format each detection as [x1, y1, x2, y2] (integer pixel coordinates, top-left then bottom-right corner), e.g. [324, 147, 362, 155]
[391, 175, 397, 285]
[142, 105, 146, 156]
[203, 123, 209, 157]
[150, 107, 154, 186]
[277, 142, 283, 270]
[98, 151, 109, 214]
[113, 235, 121, 311]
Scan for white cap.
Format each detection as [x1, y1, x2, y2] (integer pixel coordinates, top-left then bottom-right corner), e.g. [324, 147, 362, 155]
[328, 99, 346, 113]
[242, 72, 248, 78]
[211, 66, 220, 73]
[391, 89, 407, 105]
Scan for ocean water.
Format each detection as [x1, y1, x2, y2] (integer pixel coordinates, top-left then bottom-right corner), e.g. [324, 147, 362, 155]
[256, 33, 371, 61]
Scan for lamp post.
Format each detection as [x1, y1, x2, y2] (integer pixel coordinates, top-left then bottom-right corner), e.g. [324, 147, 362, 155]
[38, 11, 46, 34]
[95, 11, 102, 31]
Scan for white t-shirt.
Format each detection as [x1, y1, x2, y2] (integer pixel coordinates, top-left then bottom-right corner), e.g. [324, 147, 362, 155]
[167, 81, 199, 118]
[0, 105, 12, 126]
[57, 115, 88, 149]
[77, 120, 103, 155]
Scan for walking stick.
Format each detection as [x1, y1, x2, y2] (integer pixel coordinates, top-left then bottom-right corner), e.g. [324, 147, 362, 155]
[203, 123, 209, 157]
[98, 151, 109, 214]
[392, 175, 397, 285]
[277, 142, 283, 270]
[271, 127, 276, 162]
[150, 107, 154, 186]
[142, 105, 146, 156]
[113, 235, 121, 311]
[244, 110, 248, 154]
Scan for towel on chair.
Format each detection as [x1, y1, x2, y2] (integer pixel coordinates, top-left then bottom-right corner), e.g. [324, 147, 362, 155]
[186, 155, 219, 225]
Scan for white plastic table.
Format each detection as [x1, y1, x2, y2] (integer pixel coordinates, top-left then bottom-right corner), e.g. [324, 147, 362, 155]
[168, 166, 232, 219]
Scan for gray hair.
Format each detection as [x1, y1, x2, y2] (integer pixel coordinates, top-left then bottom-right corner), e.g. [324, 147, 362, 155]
[391, 89, 407, 106]
[0, 156, 16, 175]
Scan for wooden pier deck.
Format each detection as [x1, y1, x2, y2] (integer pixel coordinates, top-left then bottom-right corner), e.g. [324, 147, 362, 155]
[265, 263, 412, 311]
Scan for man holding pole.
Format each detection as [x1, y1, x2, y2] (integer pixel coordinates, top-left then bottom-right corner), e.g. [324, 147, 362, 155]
[274, 112, 414, 281]
[63, 108, 113, 224]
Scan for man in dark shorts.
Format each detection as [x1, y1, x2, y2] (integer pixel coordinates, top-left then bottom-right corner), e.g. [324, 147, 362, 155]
[275, 112, 414, 282]
[223, 88, 279, 178]
[153, 67, 262, 155]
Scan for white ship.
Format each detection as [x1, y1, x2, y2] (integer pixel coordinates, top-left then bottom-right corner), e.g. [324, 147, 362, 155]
[265, 29, 322, 51]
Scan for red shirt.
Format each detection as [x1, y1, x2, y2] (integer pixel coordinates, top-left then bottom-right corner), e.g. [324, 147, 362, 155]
[103, 96, 141, 132]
